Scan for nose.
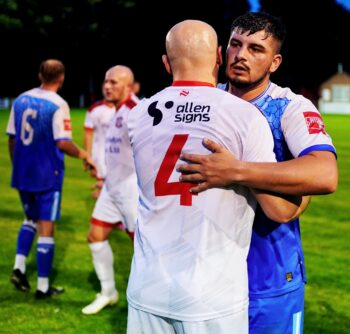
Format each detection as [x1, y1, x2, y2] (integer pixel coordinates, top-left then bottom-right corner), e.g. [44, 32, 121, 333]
[235, 45, 247, 61]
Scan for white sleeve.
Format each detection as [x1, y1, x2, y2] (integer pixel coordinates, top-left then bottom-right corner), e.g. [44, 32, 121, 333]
[84, 110, 94, 129]
[6, 107, 15, 136]
[53, 103, 72, 141]
[281, 99, 336, 157]
[242, 111, 276, 163]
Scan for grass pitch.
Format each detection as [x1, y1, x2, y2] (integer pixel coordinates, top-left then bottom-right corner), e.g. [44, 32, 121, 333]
[0, 108, 349, 333]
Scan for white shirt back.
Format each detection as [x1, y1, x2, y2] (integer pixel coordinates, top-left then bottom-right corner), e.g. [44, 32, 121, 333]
[125, 83, 276, 321]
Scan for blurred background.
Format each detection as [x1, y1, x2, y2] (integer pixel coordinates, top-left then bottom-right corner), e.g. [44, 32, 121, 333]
[0, 0, 349, 107]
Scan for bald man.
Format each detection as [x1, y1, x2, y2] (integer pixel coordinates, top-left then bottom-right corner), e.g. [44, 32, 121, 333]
[82, 65, 139, 315]
[7, 59, 95, 298]
[105, 20, 305, 333]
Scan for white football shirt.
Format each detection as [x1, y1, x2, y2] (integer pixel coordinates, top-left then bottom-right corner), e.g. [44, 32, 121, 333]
[84, 101, 115, 179]
[104, 95, 139, 214]
[121, 81, 276, 321]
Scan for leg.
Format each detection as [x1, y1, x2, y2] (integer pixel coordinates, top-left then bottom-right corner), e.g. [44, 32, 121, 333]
[82, 184, 128, 314]
[88, 221, 115, 296]
[34, 190, 64, 298]
[11, 192, 37, 291]
[14, 218, 37, 273]
[82, 219, 119, 315]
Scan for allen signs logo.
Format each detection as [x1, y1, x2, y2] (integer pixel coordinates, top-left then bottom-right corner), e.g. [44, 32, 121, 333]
[303, 112, 326, 134]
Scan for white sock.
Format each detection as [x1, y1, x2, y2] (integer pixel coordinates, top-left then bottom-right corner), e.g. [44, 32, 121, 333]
[37, 277, 49, 293]
[14, 254, 26, 273]
[89, 240, 116, 296]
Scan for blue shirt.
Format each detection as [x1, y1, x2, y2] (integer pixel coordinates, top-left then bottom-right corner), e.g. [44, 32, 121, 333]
[218, 82, 336, 298]
[7, 88, 72, 192]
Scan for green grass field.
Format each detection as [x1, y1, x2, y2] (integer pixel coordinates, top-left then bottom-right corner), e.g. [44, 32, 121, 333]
[0, 109, 349, 333]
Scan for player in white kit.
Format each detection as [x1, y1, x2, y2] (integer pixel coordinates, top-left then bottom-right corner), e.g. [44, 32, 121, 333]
[82, 66, 139, 315]
[110, 20, 307, 333]
[84, 84, 115, 198]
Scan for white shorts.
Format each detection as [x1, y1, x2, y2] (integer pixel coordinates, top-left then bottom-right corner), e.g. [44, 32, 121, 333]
[91, 184, 137, 232]
[127, 305, 248, 334]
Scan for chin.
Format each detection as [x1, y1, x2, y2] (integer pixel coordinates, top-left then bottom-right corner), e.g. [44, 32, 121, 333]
[229, 79, 251, 89]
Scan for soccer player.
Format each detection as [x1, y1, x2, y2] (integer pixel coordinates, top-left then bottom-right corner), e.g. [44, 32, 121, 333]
[81, 65, 139, 315]
[84, 80, 116, 199]
[178, 13, 338, 333]
[7, 59, 95, 298]
[112, 20, 307, 333]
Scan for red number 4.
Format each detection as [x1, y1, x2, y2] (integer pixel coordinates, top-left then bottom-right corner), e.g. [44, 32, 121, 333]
[155, 134, 196, 206]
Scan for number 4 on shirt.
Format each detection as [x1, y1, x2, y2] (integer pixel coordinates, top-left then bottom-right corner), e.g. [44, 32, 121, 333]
[155, 134, 196, 206]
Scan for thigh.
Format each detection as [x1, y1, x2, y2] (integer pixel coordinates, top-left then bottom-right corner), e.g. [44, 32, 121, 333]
[127, 305, 175, 334]
[173, 310, 248, 334]
[19, 190, 61, 222]
[249, 284, 305, 334]
[38, 190, 61, 221]
[19, 191, 38, 221]
[92, 185, 123, 224]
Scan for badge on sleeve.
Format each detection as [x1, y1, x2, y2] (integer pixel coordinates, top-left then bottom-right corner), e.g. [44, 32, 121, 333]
[64, 119, 72, 131]
[303, 112, 326, 134]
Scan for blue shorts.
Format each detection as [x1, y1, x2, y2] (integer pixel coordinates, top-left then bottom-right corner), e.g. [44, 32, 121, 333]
[249, 284, 304, 334]
[19, 190, 62, 222]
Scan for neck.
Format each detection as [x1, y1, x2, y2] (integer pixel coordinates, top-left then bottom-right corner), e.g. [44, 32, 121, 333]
[40, 83, 60, 92]
[228, 77, 270, 102]
[172, 69, 217, 87]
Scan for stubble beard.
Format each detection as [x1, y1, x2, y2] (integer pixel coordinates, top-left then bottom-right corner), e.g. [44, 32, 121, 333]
[228, 72, 267, 90]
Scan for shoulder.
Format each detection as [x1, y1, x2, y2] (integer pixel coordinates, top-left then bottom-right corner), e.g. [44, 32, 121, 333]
[88, 100, 108, 112]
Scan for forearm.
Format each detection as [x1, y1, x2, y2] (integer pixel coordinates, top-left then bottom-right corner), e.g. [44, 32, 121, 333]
[235, 152, 337, 196]
[252, 189, 309, 223]
[57, 140, 88, 160]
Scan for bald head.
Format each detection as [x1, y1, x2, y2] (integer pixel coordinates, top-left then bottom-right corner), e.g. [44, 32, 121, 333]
[106, 65, 134, 86]
[103, 65, 134, 106]
[164, 20, 220, 82]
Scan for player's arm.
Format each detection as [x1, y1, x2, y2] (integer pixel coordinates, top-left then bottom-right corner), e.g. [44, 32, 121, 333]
[56, 140, 96, 171]
[178, 138, 337, 196]
[8, 135, 15, 163]
[83, 127, 94, 154]
[252, 189, 311, 223]
[6, 107, 16, 163]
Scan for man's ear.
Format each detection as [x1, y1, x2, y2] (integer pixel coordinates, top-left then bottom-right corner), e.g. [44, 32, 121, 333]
[162, 54, 172, 74]
[217, 46, 223, 66]
[270, 54, 282, 74]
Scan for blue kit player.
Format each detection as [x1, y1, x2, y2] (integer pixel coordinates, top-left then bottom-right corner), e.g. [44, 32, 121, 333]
[178, 12, 338, 333]
[7, 59, 95, 298]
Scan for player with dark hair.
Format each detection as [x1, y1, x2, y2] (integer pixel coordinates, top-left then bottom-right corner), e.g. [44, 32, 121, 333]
[178, 12, 338, 333]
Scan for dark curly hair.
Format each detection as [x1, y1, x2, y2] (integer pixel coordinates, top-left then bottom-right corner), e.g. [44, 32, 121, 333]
[231, 12, 286, 52]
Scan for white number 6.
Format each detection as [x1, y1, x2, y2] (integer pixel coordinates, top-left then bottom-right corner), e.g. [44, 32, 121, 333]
[20, 108, 37, 145]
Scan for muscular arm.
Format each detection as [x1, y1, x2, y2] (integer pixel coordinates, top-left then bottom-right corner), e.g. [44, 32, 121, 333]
[253, 190, 311, 223]
[178, 138, 338, 196]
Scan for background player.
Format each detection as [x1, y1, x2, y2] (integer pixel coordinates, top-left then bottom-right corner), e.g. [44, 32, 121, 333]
[112, 20, 308, 333]
[84, 80, 116, 199]
[7, 59, 95, 298]
[82, 65, 139, 315]
[178, 12, 338, 333]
